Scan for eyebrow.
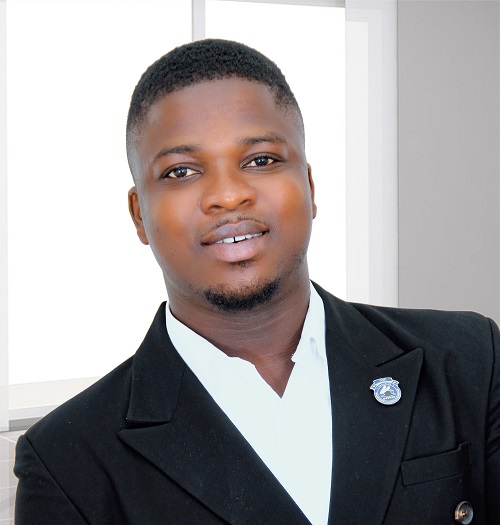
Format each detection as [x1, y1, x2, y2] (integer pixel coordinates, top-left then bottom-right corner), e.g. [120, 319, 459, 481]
[237, 134, 287, 147]
[153, 144, 202, 163]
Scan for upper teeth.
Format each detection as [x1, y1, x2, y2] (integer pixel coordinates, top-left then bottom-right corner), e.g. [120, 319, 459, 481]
[215, 232, 264, 244]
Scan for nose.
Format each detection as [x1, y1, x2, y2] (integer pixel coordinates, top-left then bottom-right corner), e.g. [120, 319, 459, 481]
[200, 167, 257, 214]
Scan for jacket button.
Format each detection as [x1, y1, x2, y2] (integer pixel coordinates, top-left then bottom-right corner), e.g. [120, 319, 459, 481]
[454, 501, 473, 524]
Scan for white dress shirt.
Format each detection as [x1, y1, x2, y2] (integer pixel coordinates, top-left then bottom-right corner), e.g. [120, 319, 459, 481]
[165, 283, 332, 525]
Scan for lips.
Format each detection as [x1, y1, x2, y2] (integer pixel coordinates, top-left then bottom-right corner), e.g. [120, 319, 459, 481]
[201, 219, 269, 263]
[201, 220, 268, 246]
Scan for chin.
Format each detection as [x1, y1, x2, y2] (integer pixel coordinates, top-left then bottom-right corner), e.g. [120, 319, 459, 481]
[203, 277, 282, 312]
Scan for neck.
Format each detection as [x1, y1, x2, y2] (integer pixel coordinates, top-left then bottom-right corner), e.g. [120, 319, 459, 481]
[169, 278, 311, 396]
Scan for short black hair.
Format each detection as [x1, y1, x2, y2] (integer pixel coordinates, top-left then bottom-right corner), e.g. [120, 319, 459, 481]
[126, 39, 303, 178]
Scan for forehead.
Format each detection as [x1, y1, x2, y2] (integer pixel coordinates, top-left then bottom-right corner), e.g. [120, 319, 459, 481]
[129, 78, 304, 177]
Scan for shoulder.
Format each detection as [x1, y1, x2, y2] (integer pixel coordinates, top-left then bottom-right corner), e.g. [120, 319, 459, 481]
[24, 355, 135, 447]
[353, 300, 496, 351]
[314, 281, 498, 365]
[24, 303, 171, 446]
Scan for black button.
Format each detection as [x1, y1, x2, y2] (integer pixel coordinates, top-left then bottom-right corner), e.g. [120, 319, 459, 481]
[455, 501, 473, 524]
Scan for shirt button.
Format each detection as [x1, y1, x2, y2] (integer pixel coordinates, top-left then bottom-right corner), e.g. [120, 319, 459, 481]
[454, 501, 473, 524]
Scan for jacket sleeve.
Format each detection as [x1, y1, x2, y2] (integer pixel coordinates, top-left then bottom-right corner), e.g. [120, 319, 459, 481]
[486, 318, 500, 523]
[14, 434, 87, 524]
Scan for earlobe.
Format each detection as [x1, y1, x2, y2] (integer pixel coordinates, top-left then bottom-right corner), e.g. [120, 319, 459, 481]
[307, 164, 317, 219]
[128, 187, 149, 245]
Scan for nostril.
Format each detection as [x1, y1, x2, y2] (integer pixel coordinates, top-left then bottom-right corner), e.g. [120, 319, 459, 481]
[203, 190, 256, 213]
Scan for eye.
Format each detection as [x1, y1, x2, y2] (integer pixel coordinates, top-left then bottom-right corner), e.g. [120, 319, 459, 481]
[163, 166, 199, 179]
[245, 155, 279, 168]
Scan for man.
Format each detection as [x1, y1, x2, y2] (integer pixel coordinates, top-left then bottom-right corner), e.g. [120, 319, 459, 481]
[14, 39, 499, 524]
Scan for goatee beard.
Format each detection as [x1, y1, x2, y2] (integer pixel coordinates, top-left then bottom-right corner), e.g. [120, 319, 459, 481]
[203, 278, 281, 312]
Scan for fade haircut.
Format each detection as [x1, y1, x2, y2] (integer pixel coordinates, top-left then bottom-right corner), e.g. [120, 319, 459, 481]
[126, 39, 304, 179]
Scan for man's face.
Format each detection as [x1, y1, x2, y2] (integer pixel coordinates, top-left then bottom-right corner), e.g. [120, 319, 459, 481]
[128, 78, 316, 311]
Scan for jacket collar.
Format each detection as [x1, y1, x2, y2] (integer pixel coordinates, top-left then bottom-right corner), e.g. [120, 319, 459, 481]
[125, 303, 184, 424]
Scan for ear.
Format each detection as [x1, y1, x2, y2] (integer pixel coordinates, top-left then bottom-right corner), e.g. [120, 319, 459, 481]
[128, 186, 149, 245]
[307, 164, 317, 219]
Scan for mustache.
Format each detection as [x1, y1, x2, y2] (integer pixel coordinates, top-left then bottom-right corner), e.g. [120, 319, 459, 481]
[201, 215, 265, 236]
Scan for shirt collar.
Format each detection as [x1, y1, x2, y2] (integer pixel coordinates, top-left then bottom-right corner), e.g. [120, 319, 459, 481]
[291, 282, 326, 363]
[165, 282, 326, 372]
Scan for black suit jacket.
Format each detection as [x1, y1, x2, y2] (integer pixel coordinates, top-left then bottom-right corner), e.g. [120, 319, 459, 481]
[14, 284, 500, 524]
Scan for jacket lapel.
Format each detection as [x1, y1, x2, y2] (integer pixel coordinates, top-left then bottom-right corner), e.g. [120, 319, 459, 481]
[316, 285, 423, 525]
[118, 304, 310, 525]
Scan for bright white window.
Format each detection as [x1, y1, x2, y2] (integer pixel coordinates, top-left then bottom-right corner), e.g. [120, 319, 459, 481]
[205, 1, 346, 299]
[7, 0, 191, 385]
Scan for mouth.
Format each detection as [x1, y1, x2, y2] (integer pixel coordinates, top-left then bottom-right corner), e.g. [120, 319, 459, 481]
[214, 232, 265, 244]
[201, 219, 269, 246]
[201, 220, 269, 263]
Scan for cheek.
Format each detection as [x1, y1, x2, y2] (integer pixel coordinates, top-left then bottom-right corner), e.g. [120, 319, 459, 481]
[143, 194, 197, 263]
[267, 178, 314, 244]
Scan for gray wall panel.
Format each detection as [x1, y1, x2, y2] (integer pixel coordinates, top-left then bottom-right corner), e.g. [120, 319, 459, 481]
[398, 0, 500, 321]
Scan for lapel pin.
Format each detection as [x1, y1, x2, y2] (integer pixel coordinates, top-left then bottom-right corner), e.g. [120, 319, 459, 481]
[370, 377, 402, 405]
